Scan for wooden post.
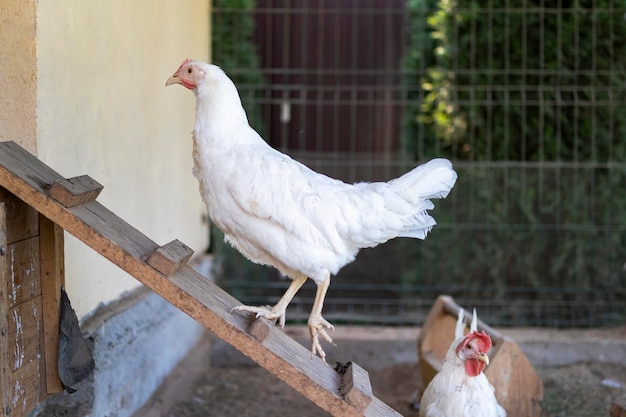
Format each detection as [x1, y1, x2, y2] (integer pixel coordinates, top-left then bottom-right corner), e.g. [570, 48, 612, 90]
[0, 189, 64, 416]
[38, 216, 64, 395]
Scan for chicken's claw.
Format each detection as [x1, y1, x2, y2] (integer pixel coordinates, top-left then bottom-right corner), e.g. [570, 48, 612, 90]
[230, 304, 287, 328]
[308, 315, 335, 362]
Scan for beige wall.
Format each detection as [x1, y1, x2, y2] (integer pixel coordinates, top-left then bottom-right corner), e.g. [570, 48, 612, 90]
[0, 0, 38, 154]
[1, 0, 210, 318]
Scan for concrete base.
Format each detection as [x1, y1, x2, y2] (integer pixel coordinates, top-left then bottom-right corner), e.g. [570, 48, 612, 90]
[31, 287, 205, 417]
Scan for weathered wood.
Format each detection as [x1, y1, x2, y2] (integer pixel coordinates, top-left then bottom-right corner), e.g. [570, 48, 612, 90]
[48, 176, 103, 208]
[147, 239, 194, 276]
[38, 216, 64, 394]
[8, 297, 43, 372]
[611, 401, 626, 417]
[7, 360, 41, 416]
[417, 295, 543, 417]
[0, 202, 12, 416]
[338, 362, 373, 413]
[5, 237, 41, 309]
[0, 189, 39, 245]
[0, 141, 403, 417]
[246, 315, 273, 342]
[486, 338, 544, 417]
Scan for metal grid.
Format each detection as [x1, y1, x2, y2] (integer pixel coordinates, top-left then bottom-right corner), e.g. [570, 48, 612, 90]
[211, 1, 626, 327]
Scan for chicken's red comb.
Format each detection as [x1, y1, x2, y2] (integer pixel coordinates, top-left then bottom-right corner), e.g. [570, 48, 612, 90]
[457, 330, 492, 353]
[177, 58, 193, 71]
[468, 330, 492, 352]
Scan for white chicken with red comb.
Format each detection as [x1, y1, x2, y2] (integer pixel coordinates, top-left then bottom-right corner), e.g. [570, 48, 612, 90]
[165, 59, 457, 361]
[419, 309, 506, 417]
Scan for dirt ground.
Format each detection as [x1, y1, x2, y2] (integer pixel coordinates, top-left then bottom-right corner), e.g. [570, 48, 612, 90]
[133, 326, 626, 417]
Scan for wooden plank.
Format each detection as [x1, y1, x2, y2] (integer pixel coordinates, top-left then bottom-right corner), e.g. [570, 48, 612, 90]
[6, 296, 45, 417]
[0, 189, 39, 244]
[48, 176, 103, 208]
[0, 141, 402, 417]
[0, 202, 12, 416]
[5, 237, 41, 309]
[147, 239, 194, 276]
[485, 338, 543, 417]
[7, 360, 41, 417]
[7, 297, 44, 372]
[38, 216, 64, 394]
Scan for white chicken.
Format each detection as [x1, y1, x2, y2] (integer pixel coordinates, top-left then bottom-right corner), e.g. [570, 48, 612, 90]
[419, 309, 506, 417]
[166, 59, 457, 361]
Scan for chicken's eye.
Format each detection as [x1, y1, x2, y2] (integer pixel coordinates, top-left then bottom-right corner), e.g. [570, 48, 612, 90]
[188, 68, 193, 74]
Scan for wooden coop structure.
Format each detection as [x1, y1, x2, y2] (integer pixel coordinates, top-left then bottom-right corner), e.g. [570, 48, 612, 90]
[0, 187, 64, 416]
[0, 141, 400, 417]
[417, 295, 544, 417]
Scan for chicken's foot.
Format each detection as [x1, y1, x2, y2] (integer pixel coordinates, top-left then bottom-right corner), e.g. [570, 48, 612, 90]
[308, 275, 335, 362]
[231, 274, 307, 328]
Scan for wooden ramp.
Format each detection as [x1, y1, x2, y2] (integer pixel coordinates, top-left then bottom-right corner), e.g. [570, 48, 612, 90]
[0, 141, 401, 417]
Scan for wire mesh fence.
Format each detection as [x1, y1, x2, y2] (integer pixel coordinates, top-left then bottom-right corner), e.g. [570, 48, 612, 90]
[211, 0, 626, 328]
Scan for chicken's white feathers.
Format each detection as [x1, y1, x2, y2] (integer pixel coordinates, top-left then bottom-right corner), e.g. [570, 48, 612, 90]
[455, 309, 465, 340]
[187, 61, 457, 285]
[471, 308, 478, 332]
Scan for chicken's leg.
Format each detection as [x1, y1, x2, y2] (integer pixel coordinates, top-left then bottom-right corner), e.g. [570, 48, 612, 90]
[231, 273, 307, 328]
[308, 275, 334, 362]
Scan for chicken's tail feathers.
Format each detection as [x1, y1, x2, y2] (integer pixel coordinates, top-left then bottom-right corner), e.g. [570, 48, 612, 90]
[390, 158, 456, 239]
[389, 158, 457, 201]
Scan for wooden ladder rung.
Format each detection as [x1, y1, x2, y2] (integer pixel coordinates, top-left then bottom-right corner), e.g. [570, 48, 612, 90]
[337, 362, 373, 413]
[245, 314, 274, 342]
[147, 239, 194, 276]
[48, 175, 103, 207]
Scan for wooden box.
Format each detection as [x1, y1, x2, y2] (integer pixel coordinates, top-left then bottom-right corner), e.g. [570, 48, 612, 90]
[417, 295, 544, 417]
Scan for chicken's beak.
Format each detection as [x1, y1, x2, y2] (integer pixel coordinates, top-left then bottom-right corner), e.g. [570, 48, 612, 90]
[476, 352, 490, 366]
[165, 74, 180, 87]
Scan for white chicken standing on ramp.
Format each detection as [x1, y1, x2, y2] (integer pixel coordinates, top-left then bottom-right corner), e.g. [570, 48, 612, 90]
[419, 309, 506, 417]
[166, 59, 457, 361]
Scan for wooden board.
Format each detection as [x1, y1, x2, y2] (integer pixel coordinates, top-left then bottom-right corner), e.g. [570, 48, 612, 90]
[38, 216, 64, 394]
[0, 199, 50, 417]
[0, 141, 402, 417]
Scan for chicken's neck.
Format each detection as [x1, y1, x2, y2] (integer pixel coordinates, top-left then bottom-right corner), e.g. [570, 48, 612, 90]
[194, 81, 249, 138]
[444, 344, 486, 378]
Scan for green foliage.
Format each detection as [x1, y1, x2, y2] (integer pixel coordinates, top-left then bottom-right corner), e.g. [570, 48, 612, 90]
[402, 1, 626, 321]
[212, 0, 266, 134]
[404, 0, 626, 162]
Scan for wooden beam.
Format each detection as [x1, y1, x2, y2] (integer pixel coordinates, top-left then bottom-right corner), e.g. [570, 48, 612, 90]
[48, 176, 103, 208]
[39, 216, 64, 395]
[0, 141, 402, 417]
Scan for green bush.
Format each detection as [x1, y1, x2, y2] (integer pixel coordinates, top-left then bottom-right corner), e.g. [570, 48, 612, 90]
[402, 0, 626, 318]
[212, 0, 266, 134]
[404, 0, 626, 162]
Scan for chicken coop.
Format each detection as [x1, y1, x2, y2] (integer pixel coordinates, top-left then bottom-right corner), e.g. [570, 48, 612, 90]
[211, 0, 626, 329]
